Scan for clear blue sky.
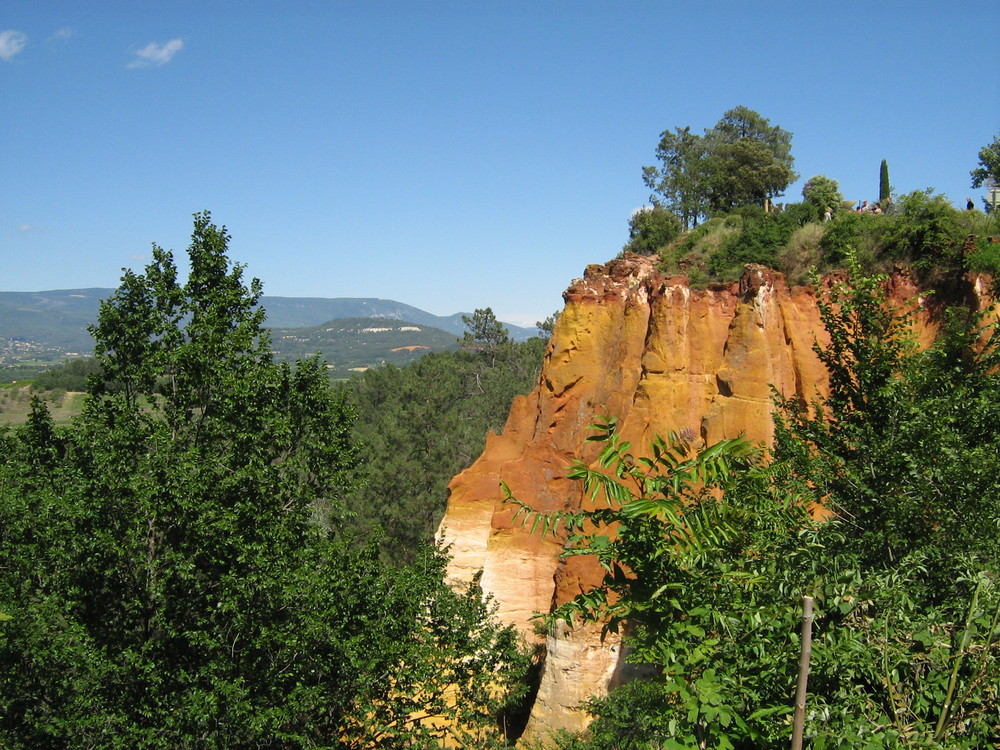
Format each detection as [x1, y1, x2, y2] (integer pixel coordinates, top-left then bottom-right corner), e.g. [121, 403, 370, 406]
[3, 2, 999, 327]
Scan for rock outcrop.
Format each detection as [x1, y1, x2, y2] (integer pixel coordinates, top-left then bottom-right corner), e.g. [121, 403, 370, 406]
[436, 256, 992, 744]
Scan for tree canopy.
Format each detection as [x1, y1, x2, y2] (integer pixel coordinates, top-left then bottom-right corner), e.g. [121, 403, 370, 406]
[623, 205, 683, 255]
[643, 107, 796, 228]
[0, 213, 528, 748]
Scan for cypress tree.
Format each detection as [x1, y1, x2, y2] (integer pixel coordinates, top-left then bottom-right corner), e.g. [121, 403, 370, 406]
[879, 159, 891, 204]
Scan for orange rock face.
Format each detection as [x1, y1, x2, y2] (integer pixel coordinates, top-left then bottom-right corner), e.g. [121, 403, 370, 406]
[436, 256, 993, 744]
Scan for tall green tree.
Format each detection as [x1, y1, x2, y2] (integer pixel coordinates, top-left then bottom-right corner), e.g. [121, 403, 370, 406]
[339, 336, 545, 564]
[642, 126, 710, 230]
[880, 158, 891, 204]
[0, 213, 528, 748]
[462, 307, 510, 366]
[704, 106, 797, 213]
[643, 108, 796, 227]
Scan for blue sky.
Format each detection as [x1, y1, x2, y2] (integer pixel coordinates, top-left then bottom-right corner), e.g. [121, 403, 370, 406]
[3, 2, 999, 327]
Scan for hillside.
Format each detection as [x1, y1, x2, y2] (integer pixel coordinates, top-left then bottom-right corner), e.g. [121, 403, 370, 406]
[269, 317, 459, 375]
[0, 289, 536, 370]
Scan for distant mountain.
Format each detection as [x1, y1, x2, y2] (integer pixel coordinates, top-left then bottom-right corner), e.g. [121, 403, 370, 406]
[0, 289, 537, 368]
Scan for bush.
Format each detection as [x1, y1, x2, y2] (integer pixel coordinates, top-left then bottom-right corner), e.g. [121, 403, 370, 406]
[818, 210, 886, 269]
[707, 206, 807, 279]
[623, 206, 683, 256]
[660, 216, 741, 278]
[881, 190, 966, 278]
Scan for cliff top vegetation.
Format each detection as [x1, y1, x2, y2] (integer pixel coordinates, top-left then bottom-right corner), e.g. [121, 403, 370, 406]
[627, 112, 1000, 289]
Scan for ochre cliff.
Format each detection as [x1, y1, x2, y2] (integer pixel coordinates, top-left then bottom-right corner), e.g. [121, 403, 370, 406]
[436, 255, 992, 744]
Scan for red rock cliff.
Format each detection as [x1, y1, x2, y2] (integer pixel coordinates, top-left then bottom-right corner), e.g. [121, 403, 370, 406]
[436, 255, 992, 744]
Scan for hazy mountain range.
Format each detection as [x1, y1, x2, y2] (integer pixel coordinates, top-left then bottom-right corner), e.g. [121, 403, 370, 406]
[0, 289, 537, 372]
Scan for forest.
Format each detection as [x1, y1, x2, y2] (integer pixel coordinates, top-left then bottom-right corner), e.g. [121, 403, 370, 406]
[1, 115, 999, 748]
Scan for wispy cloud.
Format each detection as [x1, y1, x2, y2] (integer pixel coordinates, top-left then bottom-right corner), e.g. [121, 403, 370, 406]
[18, 224, 45, 233]
[128, 38, 183, 68]
[0, 30, 28, 61]
[48, 27, 75, 43]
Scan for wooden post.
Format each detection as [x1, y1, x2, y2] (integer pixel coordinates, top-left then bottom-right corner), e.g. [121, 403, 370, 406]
[791, 595, 814, 750]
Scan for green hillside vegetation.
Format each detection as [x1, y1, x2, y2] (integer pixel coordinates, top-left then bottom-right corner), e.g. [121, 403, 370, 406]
[0, 290, 537, 375]
[336, 316, 546, 563]
[4, 120, 999, 748]
[646, 191, 999, 289]
[631, 109, 1000, 289]
[269, 317, 460, 375]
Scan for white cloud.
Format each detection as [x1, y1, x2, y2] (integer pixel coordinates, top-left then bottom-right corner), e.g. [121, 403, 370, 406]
[128, 38, 183, 68]
[48, 27, 74, 42]
[0, 30, 28, 61]
[18, 224, 45, 233]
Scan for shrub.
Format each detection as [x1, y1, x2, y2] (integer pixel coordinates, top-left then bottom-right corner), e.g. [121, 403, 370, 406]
[708, 206, 807, 279]
[623, 206, 683, 256]
[881, 190, 966, 278]
[818, 210, 886, 269]
[661, 216, 741, 277]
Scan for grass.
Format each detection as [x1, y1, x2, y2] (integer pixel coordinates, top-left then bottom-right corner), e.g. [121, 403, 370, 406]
[0, 384, 86, 426]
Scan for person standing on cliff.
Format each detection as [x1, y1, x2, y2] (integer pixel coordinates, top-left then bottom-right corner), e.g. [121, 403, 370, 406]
[967, 196, 976, 210]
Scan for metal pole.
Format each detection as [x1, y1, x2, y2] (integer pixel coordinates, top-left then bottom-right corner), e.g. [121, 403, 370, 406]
[791, 595, 814, 750]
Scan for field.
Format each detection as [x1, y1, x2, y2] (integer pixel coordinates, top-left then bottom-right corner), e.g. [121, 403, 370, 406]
[0, 384, 86, 426]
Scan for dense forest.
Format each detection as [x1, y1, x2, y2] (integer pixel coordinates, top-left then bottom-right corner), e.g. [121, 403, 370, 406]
[2, 116, 999, 747]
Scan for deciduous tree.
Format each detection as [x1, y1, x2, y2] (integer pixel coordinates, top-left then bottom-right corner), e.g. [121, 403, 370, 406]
[971, 132, 1000, 189]
[0, 213, 528, 748]
[802, 174, 844, 213]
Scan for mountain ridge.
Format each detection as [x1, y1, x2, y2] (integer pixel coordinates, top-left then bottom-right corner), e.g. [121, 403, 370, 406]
[0, 289, 536, 367]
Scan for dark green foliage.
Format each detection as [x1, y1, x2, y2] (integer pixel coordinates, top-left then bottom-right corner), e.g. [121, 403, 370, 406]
[707, 205, 816, 279]
[462, 307, 510, 366]
[509, 269, 1000, 748]
[644, 107, 796, 228]
[817, 210, 886, 267]
[623, 206, 682, 256]
[880, 159, 891, 204]
[0, 213, 528, 747]
[970, 133, 1000, 190]
[643, 126, 710, 230]
[30, 357, 104, 392]
[967, 235, 1000, 290]
[338, 336, 546, 564]
[704, 106, 797, 214]
[880, 190, 967, 278]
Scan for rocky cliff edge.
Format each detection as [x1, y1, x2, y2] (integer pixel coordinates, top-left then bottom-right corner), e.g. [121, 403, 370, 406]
[436, 255, 991, 744]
